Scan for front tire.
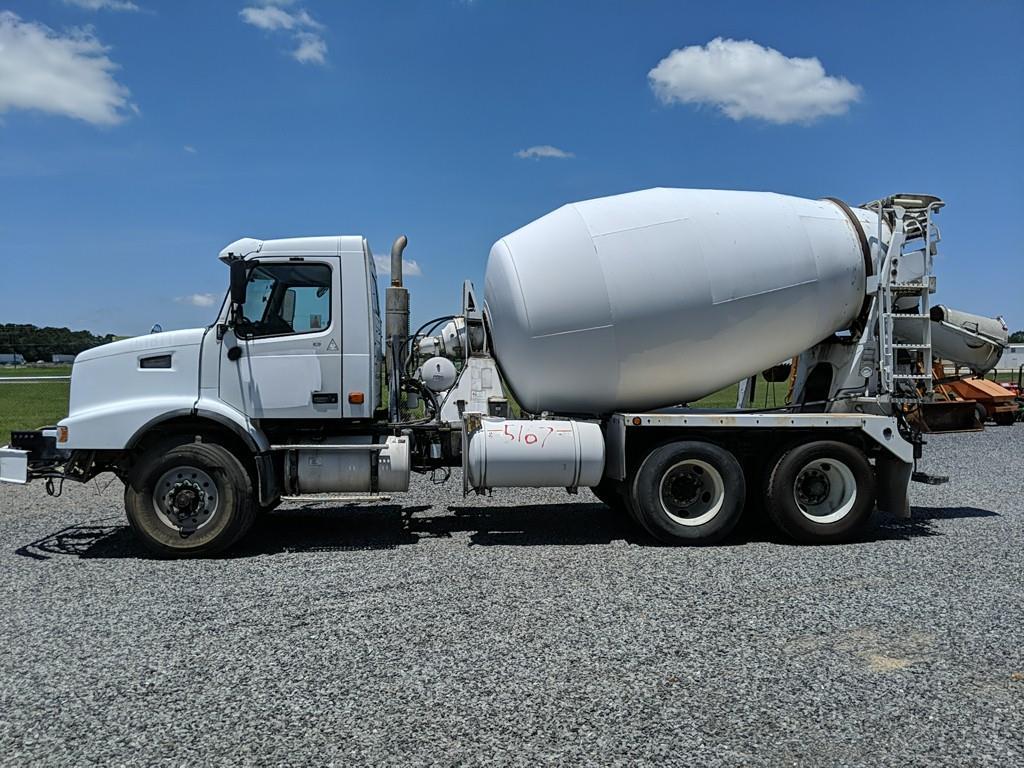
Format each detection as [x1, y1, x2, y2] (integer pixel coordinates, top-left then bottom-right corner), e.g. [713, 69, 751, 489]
[630, 441, 746, 545]
[125, 439, 256, 557]
[765, 440, 875, 544]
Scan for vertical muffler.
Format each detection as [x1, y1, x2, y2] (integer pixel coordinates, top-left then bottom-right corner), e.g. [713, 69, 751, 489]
[385, 235, 409, 421]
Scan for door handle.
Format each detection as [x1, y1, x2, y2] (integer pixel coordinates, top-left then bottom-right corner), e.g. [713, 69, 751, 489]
[312, 392, 339, 404]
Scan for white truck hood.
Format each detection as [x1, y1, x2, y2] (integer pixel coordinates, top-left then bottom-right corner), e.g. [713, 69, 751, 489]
[75, 328, 207, 364]
[66, 328, 209, 438]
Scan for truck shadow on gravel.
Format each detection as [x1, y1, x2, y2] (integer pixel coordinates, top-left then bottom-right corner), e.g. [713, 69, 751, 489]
[14, 504, 998, 560]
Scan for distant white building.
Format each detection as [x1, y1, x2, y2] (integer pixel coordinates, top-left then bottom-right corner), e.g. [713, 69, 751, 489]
[0, 353, 25, 364]
[52, 354, 77, 364]
[997, 343, 1024, 371]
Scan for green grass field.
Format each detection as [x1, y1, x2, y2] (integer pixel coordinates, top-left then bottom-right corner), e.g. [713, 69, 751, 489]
[0, 381, 71, 444]
[693, 376, 789, 410]
[0, 366, 72, 377]
[0, 367, 73, 443]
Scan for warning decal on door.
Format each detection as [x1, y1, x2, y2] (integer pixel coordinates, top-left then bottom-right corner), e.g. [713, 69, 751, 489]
[326, 338, 339, 352]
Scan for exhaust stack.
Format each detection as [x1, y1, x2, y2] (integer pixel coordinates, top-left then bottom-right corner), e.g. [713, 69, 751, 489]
[390, 234, 407, 287]
[385, 235, 410, 422]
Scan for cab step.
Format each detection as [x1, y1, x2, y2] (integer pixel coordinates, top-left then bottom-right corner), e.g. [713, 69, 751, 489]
[281, 493, 393, 504]
[911, 471, 949, 485]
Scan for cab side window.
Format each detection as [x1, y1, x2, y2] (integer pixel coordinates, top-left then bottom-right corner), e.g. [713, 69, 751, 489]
[237, 263, 332, 338]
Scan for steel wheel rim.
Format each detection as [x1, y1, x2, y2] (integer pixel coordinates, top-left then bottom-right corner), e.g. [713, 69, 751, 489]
[658, 459, 726, 526]
[153, 466, 220, 533]
[793, 458, 857, 524]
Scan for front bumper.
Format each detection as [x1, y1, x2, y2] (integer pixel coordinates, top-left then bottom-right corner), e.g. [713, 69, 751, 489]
[0, 446, 28, 484]
[0, 430, 63, 484]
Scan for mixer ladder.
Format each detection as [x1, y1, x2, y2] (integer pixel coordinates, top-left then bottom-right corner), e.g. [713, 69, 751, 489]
[871, 194, 944, 402]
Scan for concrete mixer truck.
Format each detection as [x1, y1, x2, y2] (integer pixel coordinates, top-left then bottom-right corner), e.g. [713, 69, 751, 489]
[1, 189, 1008, 556]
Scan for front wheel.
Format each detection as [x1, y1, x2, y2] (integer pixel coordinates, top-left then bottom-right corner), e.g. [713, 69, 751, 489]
[630, 441, 746, 545]
[124, 439, 256, 557]
[765, 440, 875, 544]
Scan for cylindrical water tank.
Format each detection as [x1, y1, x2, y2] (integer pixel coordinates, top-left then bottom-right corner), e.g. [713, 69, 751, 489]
[484, 188, 876, 414]
[465, 418, 604, 490]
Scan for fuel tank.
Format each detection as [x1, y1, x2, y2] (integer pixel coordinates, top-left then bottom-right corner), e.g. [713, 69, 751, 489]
[484, 188, 874, 414]
[465, 418, 604, 490]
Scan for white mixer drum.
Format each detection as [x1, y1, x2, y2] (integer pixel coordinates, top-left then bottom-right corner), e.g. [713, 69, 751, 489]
[484, 188, 874, 414]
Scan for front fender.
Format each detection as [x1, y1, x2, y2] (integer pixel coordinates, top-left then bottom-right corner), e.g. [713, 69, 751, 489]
[192, 396, 271, 453]
[60, 397, 270, 454]
[60, 397, 199, 451]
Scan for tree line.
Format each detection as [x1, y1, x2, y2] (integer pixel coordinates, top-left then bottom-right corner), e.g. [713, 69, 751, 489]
[0, 324, 119, 362]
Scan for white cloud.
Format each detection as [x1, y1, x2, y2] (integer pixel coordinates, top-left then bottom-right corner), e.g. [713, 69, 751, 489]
[514, 145, 574, 160]
[293, 32, 327, 65]
[176, 293, 219, 307]
[240, 2, 327, 65]
[0, 12, 134, 125]
[648, 37, 862, 124]
[239, 6, 298, 31]
[374, 255, 423, 278]
[183, 145, 197, 153]
[63, 0, 140, 11]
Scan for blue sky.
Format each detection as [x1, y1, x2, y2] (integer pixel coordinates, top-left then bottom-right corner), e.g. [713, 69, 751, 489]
[1, 0, 1021, 336]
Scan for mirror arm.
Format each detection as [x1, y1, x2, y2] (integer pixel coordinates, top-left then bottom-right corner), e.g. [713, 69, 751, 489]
[225, 258, 258, 338]
[226, 302, 249, 339]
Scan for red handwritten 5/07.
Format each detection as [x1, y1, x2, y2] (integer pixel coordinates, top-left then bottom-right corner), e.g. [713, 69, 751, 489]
[489, 424, 573, 448]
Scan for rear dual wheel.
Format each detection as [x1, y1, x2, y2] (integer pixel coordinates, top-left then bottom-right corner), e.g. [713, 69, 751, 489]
[591, 477, 644, 529]
[764, 440, 875, 544]
[618, 438, 876, 546]
[630, 441, 746, 545]
[590, 478, 626, 511]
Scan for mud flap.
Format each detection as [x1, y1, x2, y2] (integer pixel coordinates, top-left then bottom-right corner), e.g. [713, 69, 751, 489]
[876, 454, 913, 519]
[254, 452, 280, 507]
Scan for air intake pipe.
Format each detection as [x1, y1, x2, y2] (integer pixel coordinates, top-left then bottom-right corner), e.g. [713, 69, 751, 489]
[386, 235, 410, 421]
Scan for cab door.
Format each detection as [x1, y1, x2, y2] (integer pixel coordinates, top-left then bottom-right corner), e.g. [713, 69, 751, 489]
[219, 259, 342, 420]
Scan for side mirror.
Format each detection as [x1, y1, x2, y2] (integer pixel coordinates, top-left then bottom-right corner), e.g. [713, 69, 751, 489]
[282, 288, 296, 327]
[229, 260, 249, 305]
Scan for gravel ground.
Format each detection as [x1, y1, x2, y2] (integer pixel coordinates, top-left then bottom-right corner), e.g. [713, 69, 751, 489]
[1, 428, 1022, 766]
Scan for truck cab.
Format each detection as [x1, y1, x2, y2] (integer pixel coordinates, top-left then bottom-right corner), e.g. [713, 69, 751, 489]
[210, 236, 382, 423]
[42, 236, 383, 460]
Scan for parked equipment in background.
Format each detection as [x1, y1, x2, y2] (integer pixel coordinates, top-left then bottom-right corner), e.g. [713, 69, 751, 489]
[0, 189, 1009, 555]
[930, 361, 1019, 426]
[1013, 366, 1024, 422]
[929, 306, 1008, 374]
